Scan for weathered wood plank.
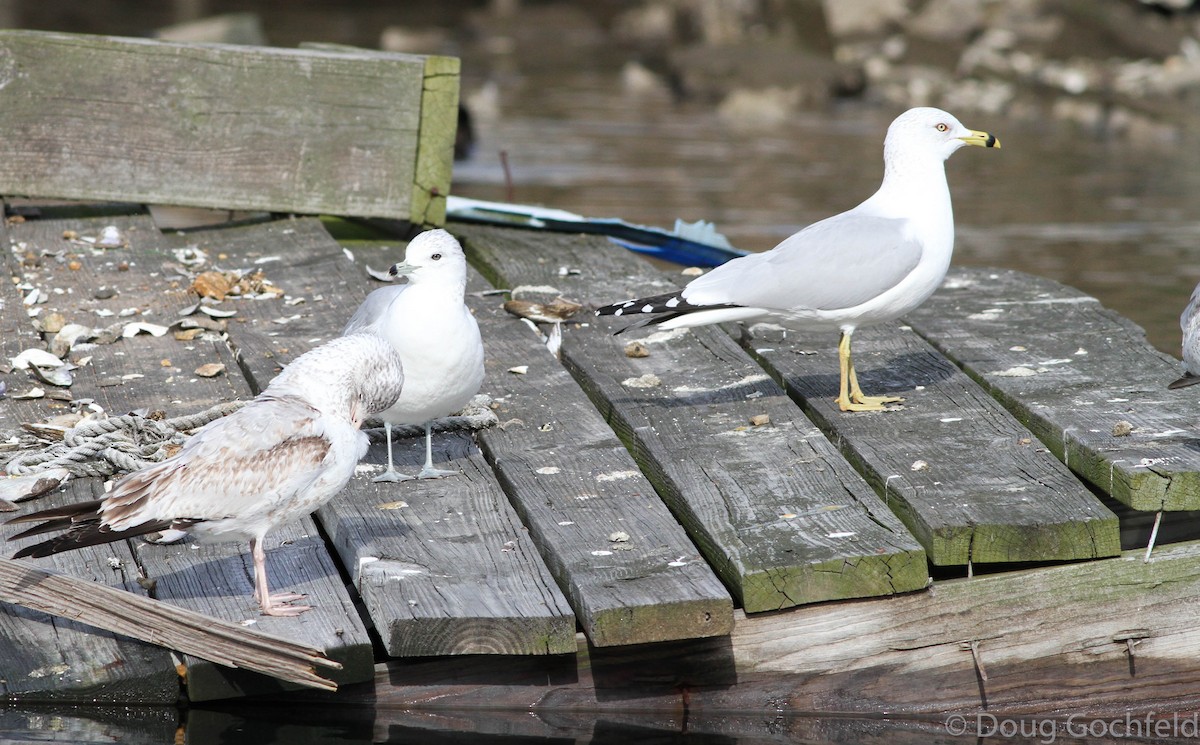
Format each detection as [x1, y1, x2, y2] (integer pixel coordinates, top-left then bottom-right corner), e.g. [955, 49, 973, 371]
[300, 538, 1200, 719]
[1, 214, 375, 700]
[186, 219, 577, 656]
[909, 267, 1200, 511]
[468, 288, 734, 646]
[0, 30, 455, 221]
[454, 225, 929, 613]
[739, 323, 1120, 565]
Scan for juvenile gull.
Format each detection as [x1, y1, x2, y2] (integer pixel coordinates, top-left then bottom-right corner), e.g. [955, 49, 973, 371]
[8, 333, 405, 617]
[343, 229, 485, 481]
[1170, 281, 1200, 389]
[596, 107, 1000, 412]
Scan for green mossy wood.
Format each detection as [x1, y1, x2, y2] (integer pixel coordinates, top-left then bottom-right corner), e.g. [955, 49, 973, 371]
[0, 31, 457, 224]
[910, 268, 1200, 511]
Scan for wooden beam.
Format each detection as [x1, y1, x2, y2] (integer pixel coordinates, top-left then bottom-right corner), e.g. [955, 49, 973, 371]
[910, 268, 1200, 511]
[0, 31, 456, 221]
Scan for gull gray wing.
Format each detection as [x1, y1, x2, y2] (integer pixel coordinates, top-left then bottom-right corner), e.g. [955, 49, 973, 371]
[342, 285, 405, 335]
[682, 214, 921, 312]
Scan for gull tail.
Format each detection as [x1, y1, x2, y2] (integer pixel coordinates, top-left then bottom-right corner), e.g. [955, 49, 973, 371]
[7, 499, 177, 559]
[595, 292, 741, 335]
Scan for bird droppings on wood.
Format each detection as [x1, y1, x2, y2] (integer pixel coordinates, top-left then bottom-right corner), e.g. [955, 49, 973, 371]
[622, 373, 661, 388]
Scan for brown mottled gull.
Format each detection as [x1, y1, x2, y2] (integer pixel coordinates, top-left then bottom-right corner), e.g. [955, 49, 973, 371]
[7, 333, 405, 617]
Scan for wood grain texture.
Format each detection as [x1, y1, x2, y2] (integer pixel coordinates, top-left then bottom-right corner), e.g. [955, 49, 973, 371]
[454, 225, 929, 613]
[468, 288, 734, 647]
[0, 31, 452, 220]
[294, 539, 1200, 719]
[197, 219, 577, 657]
[910, 267, 1200, 511]
[1, 211, 374, 701]
[741, 322, 1120, 565]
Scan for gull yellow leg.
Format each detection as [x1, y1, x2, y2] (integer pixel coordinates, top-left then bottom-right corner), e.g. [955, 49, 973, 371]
[835, 331, 903, 412]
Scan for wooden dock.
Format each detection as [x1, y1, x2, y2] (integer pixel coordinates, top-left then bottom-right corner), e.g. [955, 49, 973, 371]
[1, 26, 1200, 743]
[3, 208, 1200, 719]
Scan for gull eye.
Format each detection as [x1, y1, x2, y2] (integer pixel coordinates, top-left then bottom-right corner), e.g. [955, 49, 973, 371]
[935, 123, 949, 132]
[431, 253, 442, 260]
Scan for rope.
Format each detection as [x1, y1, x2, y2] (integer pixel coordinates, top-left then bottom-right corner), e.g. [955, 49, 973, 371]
[365, 394, 499, 442]
[4, 401, 245, 478]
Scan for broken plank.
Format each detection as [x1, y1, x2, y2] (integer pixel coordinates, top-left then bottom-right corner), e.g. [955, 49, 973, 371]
[0, 480, 178, 703]
[909, 267, 1200, 511]
[0, 30, 456, 222]
[468, 287, 734, 646]
[455, 225, 929, 613]
[739, 322, 1120, 565]
[0, 555, 341, 695]
[191, 219, 577, 656]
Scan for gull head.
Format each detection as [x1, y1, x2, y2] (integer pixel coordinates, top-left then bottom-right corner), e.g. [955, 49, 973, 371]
[884, 107, 1000, 168]
[271, 334, 405, 427]
[389, 229, 467, 282]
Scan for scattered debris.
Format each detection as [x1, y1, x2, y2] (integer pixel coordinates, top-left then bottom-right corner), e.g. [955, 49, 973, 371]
[508, 365, 529, 375]
[503, 296, 582, 324]
[121, 322, 170, 338]
[749, 414, 770, 426]
[194, 363, 226, 378]
[911, 459, 929, 471]
[1112, 420, 1135, 437]
[608, 531, 630, 543]
[623, 341, 650, 358]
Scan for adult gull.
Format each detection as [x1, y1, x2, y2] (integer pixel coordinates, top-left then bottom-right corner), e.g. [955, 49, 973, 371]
[343, 229, 486, 481]
[8, 333, 405, 617]
[596, 107, 1000, 412]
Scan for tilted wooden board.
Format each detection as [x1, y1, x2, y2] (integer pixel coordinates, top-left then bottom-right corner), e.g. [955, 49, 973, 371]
[467, 286, 735, 647]
[741, 322, 1120, 565]
[455, 225, 929, 613]
[910, 267, 1200, 511]
[0, 30, 457, 223]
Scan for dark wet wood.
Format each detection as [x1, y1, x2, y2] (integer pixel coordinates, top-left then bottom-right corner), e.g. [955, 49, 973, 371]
[0, 30, 455, 224]
[742, 322, 1121, 566]
[468, 288, 735, 647]
[201, 219, 577, 657]
[910, 268, 1200, 511]
[455, 225, 930, 613]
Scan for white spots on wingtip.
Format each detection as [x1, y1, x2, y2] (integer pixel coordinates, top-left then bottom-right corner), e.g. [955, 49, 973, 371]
[641, 304, 655, 313]
[665, 297, 681, 308]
